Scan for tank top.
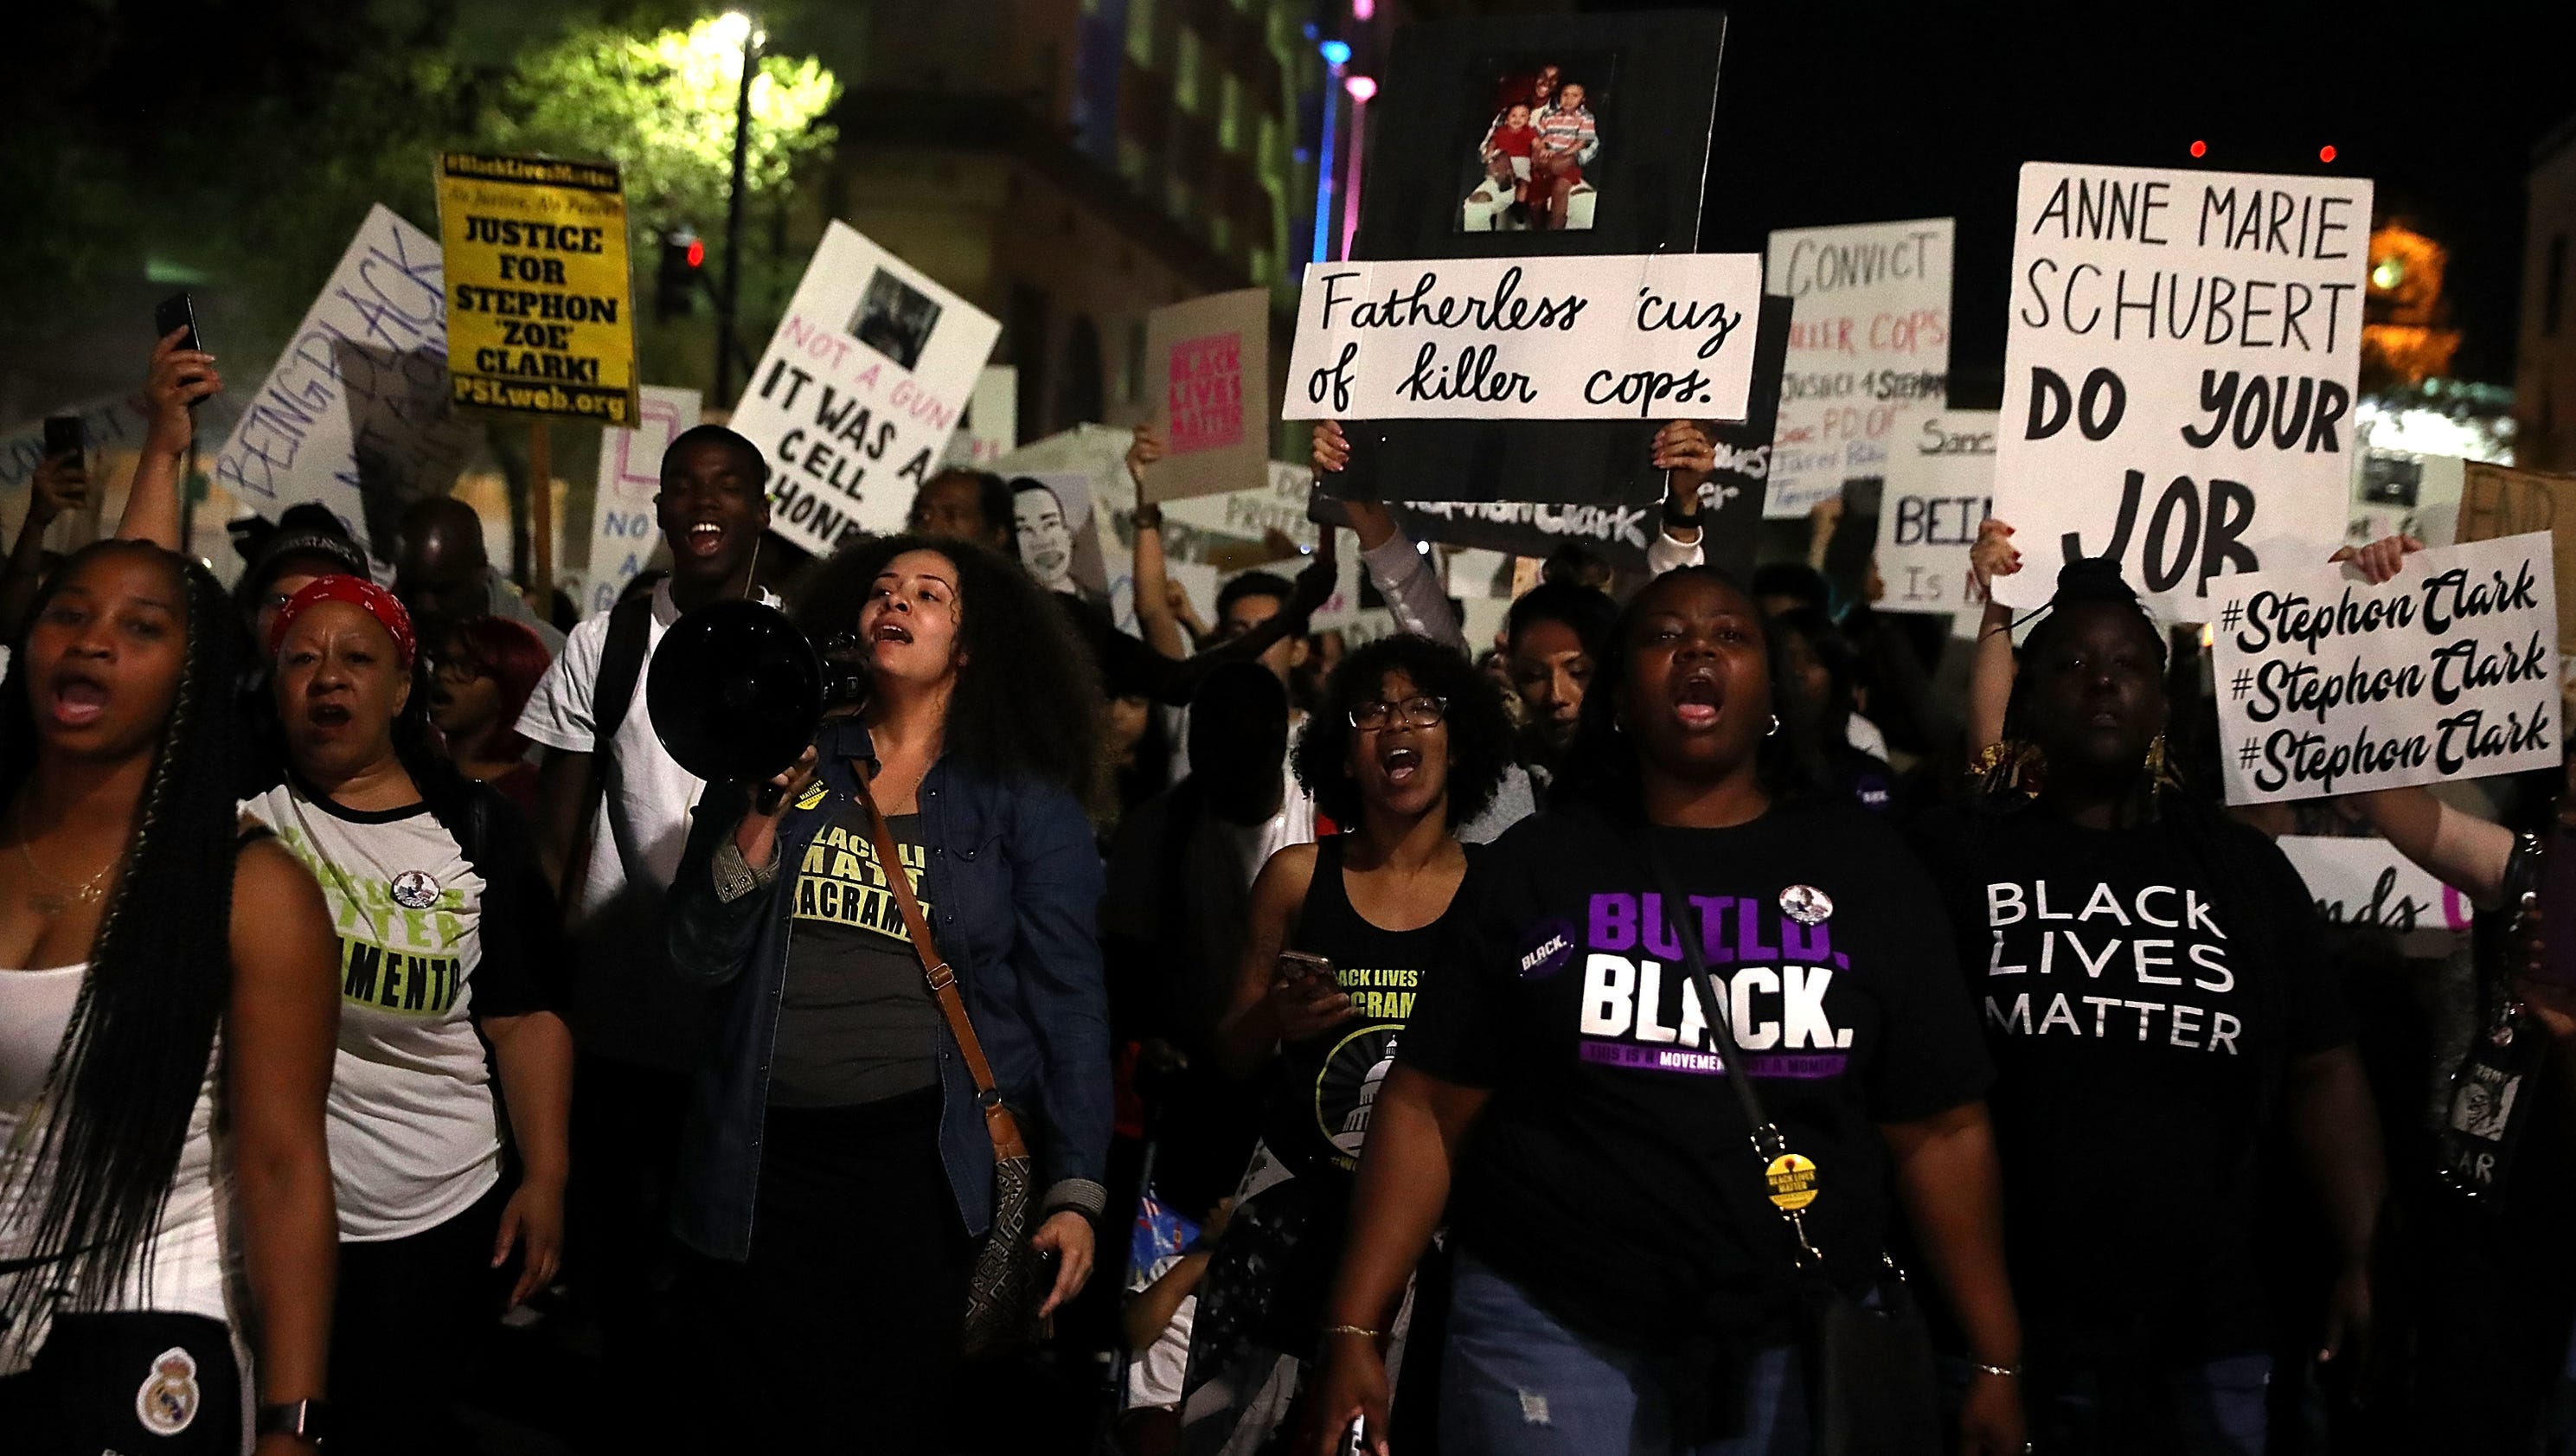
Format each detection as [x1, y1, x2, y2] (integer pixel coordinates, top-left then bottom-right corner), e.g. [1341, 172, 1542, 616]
[1262, 840, 1469, 1177]
[0, 963, 231, 1375]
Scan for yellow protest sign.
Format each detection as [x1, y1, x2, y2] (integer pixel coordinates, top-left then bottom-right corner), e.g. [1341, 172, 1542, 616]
[435, 152, 638, 426]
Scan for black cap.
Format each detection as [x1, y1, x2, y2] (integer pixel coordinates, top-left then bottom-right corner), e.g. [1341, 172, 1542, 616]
[249, 527, 369, 589]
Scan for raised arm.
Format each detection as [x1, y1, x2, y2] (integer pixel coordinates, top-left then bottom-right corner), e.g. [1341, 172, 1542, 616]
[1314, 420, 1465, 650]
[1210, 844, 1355, 1079]
[0, 451, 87, 639]
[1644, 419, 1717, 579]
[1967, 519, 2022, 754]
[1127, 424, 1191, 661]
[228, 839, 341, 1451]
[117, 327, 224, 549]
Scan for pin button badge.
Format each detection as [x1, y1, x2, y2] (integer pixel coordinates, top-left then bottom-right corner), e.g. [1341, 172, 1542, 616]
[1779, 884, 1833, 925]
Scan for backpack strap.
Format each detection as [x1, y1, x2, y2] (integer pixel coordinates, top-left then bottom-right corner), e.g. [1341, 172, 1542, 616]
[561, 593, 657, 901]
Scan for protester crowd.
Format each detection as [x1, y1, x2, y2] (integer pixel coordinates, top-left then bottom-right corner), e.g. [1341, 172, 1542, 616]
[3, 324, 2575, 1456]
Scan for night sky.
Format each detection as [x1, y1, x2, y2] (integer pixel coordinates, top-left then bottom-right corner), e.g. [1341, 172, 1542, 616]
[1674, 0, 2576, 393]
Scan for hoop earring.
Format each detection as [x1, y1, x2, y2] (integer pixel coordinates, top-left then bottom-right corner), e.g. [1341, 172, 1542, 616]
[2144, 732, 2178, 791]
[1765, 714, 1780, 737]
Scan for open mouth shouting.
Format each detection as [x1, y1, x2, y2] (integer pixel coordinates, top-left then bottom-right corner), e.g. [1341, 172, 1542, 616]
[1380, 741, 1423, 786]
[681, 520, 729, 561]
[48, 667, 110, 729]
[1672, 664, 1724, 731]
[871, 619, 914, 647]
[304, 700, 355, 734]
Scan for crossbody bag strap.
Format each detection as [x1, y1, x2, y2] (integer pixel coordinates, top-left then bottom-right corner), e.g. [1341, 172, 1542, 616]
[849, 767, 1031, 1164]
[1642, 850, 1826, 1267]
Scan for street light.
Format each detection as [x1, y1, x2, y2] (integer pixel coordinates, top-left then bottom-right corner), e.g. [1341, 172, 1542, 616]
[714, 11, 760, 402]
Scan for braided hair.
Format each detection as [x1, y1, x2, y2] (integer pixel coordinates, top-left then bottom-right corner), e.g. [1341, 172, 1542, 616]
[0, 542, 240, 1323]
[1980, 555, 2172, 809]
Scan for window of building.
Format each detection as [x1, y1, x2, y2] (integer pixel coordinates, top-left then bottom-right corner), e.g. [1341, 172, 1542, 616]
[1176, 29, 1202, 112]
[1125, 0, 1156, 67]
[2549, 234, 2567, 338]
[1220, 74, 1244, 151]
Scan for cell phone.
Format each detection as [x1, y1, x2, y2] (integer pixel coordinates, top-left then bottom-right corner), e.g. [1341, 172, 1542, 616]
[1275, 950, 1335, 991]
[155, 292, 200, 353]
[42, 416, 85, 462]
[1342, 1415, 1368, 1456]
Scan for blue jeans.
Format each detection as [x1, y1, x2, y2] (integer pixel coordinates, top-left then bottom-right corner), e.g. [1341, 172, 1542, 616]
[1441, 1251, 1808, 1455]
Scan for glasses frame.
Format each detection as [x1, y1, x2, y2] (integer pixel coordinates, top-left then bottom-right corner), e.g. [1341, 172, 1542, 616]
[1348, 694, 1450, 732]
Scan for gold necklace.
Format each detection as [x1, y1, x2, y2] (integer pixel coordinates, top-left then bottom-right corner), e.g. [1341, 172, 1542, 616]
[14, 806, 116, 916]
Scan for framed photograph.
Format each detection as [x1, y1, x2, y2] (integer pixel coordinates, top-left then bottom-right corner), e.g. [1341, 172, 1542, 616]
[1331, 10, 1727, 508]
[849, 268, 942, 371]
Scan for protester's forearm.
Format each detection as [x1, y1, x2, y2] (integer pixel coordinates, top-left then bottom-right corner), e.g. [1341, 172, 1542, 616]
[488, 1011, 575, 1190]
[237, 1126, 335, 1404]
[1968, 597, 2016, 753]
[0, 510, 55, 640]
[1359, 532, 1464, 651]
[2291, 1046, 2386, 1268]
[1131, 520, 1189, 660]
[116, 439, 187, 548]
[1886, 1104, 2021, 1369]
[1323, 1069, 1485, 1331]
[2354, 786, 2514, 907]
[1124, 1250, 1212, 1350]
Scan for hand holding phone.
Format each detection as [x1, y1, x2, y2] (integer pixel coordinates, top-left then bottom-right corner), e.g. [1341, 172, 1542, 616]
[144, 303, 223, 456]
[1269, 950, 1357, 1042]
[29, 419, 90, 527]
[154, 292, 199, 354]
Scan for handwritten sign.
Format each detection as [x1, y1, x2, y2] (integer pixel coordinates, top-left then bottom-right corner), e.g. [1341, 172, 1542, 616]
[435, 153, 638, 425]
[581, 385, 699, 617]
[1762, 218, 1951, 518]
[1875, 410, 1995, 616]
[2451, 460, 2576, 650]
[2213, 533, 2558, 805]
[1993, 164, 2372, 615]
[2276, 835, 2473, 952]
[212, 204, 477, 546]
[1144, 288, 1271, 503]
[1283, 253, 1759, 422]
[730, 221, 1002, 554]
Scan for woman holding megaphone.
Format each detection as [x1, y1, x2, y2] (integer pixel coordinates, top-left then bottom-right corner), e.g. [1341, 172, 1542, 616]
[664, 536, 1113, 1453]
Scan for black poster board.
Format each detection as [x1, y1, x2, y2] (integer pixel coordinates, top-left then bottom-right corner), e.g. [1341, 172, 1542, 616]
[1321, 9, 1729, 510]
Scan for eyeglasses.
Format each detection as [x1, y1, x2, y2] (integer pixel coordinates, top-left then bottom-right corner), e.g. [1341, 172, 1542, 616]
[1349, 695, 1449, 731]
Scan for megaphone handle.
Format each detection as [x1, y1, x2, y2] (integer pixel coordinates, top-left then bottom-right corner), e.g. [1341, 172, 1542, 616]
[756, 781, 789, 816]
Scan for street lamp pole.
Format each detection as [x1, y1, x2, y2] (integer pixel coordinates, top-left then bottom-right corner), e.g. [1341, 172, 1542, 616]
[714, 16, 759, 403]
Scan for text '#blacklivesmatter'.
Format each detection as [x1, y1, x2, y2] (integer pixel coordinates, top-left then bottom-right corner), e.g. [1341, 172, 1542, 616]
[1573, 891, 1855, 1080]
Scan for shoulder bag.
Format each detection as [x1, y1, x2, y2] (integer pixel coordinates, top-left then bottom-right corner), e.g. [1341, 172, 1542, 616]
[850, 767, 1050, 1358]
[1645, 853, 1941, 1455]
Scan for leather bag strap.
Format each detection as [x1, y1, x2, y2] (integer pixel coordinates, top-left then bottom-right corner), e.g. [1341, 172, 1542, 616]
[849, 768, 1029, 1164]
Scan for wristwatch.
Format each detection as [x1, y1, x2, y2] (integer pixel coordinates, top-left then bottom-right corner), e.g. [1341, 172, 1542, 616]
[258, 1399, 332, 1447]
[1662, 496, 1703, 529]
[1131, 503, 1165, 530]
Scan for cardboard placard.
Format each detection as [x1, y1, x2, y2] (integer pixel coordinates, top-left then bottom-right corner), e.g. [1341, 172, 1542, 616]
[1011, 470, 1114, 611]
[212, 204, 478, 551]
[2276, 834, 2473, 952]
[435, 153, 638, 425]
[941, 366, 1019, 470]
[730, 221, 1002, 554]
[1283, 253, 1760, 423]
[1144, 288, 1271, 503]
[581, 385, 700, 617]
[2451, 460, 2576, 650]
[1875, 410, 1996, 616]
[2212, 533, 2558, 805]
[1763, 218, 1952, 518]
[1993, 164, 2372, 616]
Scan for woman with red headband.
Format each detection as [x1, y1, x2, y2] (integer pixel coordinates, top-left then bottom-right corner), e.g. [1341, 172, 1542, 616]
[241, 575, 574, 1456]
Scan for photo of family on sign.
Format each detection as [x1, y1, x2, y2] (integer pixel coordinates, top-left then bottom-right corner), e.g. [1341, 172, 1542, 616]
[1461, 55, 1612, 233]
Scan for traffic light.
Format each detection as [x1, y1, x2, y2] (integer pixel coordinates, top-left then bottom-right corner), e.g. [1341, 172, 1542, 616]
[657, 229, 705, 319]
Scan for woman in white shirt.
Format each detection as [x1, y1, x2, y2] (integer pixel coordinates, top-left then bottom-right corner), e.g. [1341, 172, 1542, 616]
[244, 574, 573, 1456]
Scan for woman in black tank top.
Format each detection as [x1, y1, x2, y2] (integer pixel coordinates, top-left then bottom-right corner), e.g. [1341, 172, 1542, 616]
[1180, 637, 1514, 1456]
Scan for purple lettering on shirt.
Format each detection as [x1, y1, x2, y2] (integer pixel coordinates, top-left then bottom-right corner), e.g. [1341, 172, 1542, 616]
[1690, 895, 1736, 964]
[1734, 898, 1778, 960]
[1589, 893, 1637, 952]
[1783, 915, 1832, 964]
[1641, 893, 1683, 959]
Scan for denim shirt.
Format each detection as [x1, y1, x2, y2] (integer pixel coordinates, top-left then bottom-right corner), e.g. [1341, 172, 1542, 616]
[665, 716, 1112, 1260]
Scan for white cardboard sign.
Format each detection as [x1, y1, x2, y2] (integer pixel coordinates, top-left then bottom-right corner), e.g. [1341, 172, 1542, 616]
[1282, 254, 1762, 422]
[581, 384, 700, 617]
[2213, 533, 2558, 805]
[730, 221, 1001, 553]
[2276, 835, 2474, 949]
[1994, 164, 2372, 616]
[212, 204, 478, 539]
[1875, 410, 1996, 616]
[1763, 218, 1952, 518]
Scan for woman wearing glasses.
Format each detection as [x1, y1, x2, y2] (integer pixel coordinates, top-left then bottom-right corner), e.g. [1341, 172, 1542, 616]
[1181, 635, 1514, 1453]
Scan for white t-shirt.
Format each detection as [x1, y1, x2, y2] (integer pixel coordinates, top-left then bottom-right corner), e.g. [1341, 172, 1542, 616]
[243, 786, 547, 1241]
[515, 580, 778, 1068]
[0, 964, 229, 1373]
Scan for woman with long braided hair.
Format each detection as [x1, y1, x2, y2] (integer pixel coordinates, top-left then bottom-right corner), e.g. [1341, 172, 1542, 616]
[0, 539, 340, 1455]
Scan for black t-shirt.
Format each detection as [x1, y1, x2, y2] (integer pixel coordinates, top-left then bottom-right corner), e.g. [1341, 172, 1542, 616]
[1907, 802, 2353, 1355]
[1400, 801, 1991, 1354]
[772, 808, 942, 1107]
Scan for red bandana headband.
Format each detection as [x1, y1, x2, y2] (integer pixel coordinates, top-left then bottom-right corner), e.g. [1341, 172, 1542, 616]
[268, 574, 418, 670]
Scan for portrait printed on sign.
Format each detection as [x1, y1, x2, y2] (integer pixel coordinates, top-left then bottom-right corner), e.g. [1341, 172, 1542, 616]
[1458, 52, 1618, 234]
[1011, 471, 1109, 610]
[849, 270, 943, 371]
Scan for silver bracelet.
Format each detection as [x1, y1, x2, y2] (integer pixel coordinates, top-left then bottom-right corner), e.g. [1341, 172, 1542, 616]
[1970, 1359, 2022, 1379]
